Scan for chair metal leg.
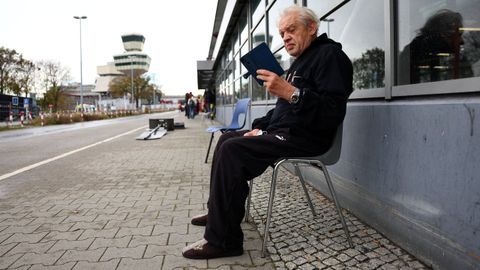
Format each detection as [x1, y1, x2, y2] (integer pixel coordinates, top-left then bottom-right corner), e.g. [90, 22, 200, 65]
[319, 163, 354, 248]
[205, 133, 214, 163]
[294, 164, 317, 216]
[262, 162, 282, 257]
[245, 179, 253, 222]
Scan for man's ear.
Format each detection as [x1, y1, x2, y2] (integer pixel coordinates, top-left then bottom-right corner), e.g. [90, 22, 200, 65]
[308, 21, 317, 36]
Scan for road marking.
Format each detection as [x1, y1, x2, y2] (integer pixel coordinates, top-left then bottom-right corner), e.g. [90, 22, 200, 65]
[0, 126, 147, 182]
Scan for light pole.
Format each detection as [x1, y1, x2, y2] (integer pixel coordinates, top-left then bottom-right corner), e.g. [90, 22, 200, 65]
[321, 18, 334, 37]
[74, 15, 87, 112]
[128, 56, 134, 109]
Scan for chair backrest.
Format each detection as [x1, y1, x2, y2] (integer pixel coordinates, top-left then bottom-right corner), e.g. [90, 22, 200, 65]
[228, 98, 251, 129]
[317, 123, 343, 166]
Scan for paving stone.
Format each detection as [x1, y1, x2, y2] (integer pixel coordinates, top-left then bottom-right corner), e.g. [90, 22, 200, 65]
[207, 252, 252, 268]
[69, 221, 108, 231]
[72, 259, 120, 270]
[3, 232, 48, 244]
[78, 228, 119, 240]
[6, 241, 55, 255]
[0, 253, 23, 269]
[162, 254, 207, 269]
[144, 243, 186, 258]
[34, 223, 74, 233]
[115, 226, 153, 238]
[168, 233, 204, 246]
[129, 234, 168, 247]
[42, 230, 83, 242]
[29, 262, 76, 270]
[323, 257, 341, 266]
[100, 245, 146, 261]
[10, 251, 65, 268]
[117, 256, 164, 270]
[89, 236, 131, 250]
[57, 248, 106, 264]
[48, 238, 94, 253]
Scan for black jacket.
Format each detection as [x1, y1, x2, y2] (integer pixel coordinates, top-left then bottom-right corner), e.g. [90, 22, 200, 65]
[252, 34, 353, 153]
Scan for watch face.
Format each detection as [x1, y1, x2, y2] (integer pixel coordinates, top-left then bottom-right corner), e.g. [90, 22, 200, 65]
[290, 88, 300, 104]
[291, 94, 299, 103]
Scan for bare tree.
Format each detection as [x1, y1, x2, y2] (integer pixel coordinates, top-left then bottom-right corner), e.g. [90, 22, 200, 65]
[36, 60, 71, 111]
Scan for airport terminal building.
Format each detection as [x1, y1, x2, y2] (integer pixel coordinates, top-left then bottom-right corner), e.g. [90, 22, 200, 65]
[197, 0, 479, 269]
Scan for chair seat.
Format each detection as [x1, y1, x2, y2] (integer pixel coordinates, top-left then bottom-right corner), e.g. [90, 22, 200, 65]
[206, 124, 242, 133]
[206, 126, 225, 133]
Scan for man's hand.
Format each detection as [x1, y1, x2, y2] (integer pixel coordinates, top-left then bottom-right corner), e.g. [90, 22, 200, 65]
[256, 69, 295, 101]
[244, 129, 261, 137]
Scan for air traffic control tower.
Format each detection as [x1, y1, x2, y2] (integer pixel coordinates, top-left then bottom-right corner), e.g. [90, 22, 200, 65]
[113, 33, 151, 77]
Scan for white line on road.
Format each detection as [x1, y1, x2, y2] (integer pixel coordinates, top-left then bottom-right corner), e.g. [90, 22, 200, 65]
[0, 126, 147, 182]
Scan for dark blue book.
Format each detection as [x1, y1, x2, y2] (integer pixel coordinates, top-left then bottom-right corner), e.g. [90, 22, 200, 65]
[240, 42, 285, 86]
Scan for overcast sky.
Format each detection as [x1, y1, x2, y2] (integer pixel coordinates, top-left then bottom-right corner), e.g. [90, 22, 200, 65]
[0, 0, 217, 96]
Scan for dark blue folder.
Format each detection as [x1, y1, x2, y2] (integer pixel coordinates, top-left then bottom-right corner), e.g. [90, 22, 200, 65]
[240, 42, 285, 86]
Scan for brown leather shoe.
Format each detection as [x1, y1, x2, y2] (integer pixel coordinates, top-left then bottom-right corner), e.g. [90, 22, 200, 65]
[191, 214, 208, 226]
[182, 239, 243, 259]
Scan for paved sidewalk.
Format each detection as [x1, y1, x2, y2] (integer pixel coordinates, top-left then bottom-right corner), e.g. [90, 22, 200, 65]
[0, 111, 429, 269]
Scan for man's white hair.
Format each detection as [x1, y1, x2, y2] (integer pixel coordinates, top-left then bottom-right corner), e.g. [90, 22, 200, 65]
[279, 5, 320, 35]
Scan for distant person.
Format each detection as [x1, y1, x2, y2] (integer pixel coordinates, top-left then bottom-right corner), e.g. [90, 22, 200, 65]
[184, 92, 191, 117]
[398, 9, 473, 84]
[188, 95, 196, 119]
[182, 5, 353, 259]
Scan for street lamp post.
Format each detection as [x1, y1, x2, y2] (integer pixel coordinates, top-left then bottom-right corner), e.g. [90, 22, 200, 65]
[128, 56, 134, 109]
[73, 15, 87, 112]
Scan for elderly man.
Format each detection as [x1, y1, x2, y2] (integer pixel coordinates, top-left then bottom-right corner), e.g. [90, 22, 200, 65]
[182, 5, 353, 259]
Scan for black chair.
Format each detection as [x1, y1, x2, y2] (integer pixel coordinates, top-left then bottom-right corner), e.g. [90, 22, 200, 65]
[245, 124, 353, 256]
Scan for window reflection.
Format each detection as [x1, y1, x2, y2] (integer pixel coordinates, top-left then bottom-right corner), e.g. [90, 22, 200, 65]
[397, 1, 479, 85]
[267, 0, 294, 51]
[239, 9, 248, 45]
[251, 0, 265, 27]
[252, 20, 267, 101]
[315, 0, 385, 90]
[240, 44, 250, 99]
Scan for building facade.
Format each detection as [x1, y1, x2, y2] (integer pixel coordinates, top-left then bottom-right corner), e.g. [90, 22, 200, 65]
[197, 1, 480, 269]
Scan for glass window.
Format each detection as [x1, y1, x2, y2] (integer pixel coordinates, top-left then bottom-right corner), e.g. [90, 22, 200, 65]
[251, 0, 266, 27]
[252, 20, 267, 101]
[240, 77, 249, 99]
[226, 64, 234, 104]
[239, 44, 250, 99]
[226, 47, 232, 63]
[317, 0, 385, 90]
[239, 8, 248, 45]
[234, 53, 241, 80]
[397, 1, 480, 85]
[267, 0, 294, 51]
[233, 32, 239, 56]
[234, 78, 241, 101]
[216, 77, 224, 106]
[307, 0, 345, 17]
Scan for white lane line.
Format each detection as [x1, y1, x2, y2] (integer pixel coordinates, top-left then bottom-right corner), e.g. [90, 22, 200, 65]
[0, 126, 147, 182]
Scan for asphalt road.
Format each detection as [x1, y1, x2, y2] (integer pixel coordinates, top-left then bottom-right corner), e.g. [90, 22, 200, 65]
[0, 111, 178, 178]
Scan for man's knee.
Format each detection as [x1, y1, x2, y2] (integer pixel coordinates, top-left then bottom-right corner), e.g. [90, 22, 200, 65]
[217, 131, 244, 147]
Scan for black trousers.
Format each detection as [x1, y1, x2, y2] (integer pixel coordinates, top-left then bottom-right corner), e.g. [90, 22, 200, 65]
[204, 130, 324, 250]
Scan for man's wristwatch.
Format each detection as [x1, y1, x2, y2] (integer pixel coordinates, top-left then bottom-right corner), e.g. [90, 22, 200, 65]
[289, 88, 301, 104]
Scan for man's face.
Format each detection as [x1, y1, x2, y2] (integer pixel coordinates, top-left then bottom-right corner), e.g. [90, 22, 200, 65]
[279, 12, 316, 57]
